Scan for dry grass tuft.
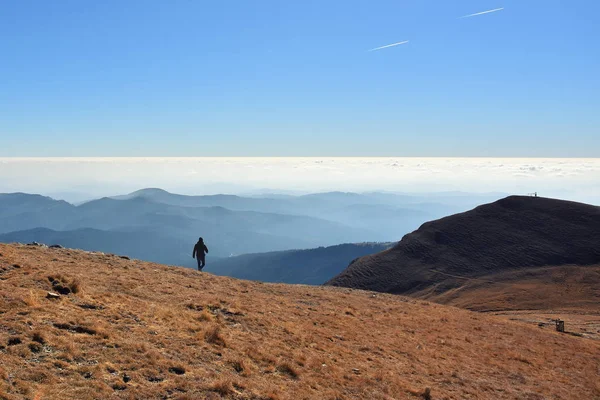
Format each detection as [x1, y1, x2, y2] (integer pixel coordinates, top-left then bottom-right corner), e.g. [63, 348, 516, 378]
[24, 290, 39, 307]
[198, 308, 213, 322]
[204, 325, 226, 347]
[408, 387, 432, 399]
[276, 362, 299, 380]
[230, 358, 252, 376]
[208, 378, 234, 396]
[68, 278, 82, 294]
[31, 331, 45, 345]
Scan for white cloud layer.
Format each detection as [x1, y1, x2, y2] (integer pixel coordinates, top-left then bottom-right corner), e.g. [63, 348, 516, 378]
[0, 157, 599, 204]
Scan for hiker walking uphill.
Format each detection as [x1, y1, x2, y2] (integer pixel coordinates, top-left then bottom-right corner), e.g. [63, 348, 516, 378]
[192, 237, 209, 271]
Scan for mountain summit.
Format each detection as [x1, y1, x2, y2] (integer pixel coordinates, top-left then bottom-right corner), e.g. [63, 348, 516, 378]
[326, 196, 600, 295]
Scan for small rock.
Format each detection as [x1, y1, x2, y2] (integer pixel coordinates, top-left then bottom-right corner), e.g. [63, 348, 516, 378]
[7, 337, 22, 346]
[169, 367, 185, 375]
[29, 342, 43, 353]
[47, 292, 61, 299]
[49, 244, 64, 249]
[421, 387, 432, 400]
[51, 281, 71, 295]
[119, 255, 130, 260]
[122, 374, 131, 383]
[352, 368, 361, 374]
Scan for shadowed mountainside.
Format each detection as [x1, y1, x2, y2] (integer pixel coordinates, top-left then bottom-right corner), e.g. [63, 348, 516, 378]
[0, 243, 598, 399]
[208, 242, 393, 285]
[327, 196, 600, 298]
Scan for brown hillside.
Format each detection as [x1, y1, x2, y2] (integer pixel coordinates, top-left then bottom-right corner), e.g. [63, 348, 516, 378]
[1, 243, 599, 400]
[415, 265, 600, 312]
[412, 265, 600, 341]
[327, 196, 600, 296]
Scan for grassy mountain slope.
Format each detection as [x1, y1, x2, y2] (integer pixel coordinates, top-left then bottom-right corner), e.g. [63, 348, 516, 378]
[414, 265, 600, 312]
[0, 244, 599, 399]
[208, 243, 393, 285]
[327, 196, 600, 295]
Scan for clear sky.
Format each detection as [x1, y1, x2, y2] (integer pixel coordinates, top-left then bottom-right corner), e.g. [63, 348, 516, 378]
[1, 1, 599, 156]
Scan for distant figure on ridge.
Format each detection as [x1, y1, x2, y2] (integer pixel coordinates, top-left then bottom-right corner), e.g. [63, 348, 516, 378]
[192, 237, 209, 271]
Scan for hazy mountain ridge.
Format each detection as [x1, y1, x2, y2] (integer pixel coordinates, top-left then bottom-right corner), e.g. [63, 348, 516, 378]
[0, 189, 500, 270]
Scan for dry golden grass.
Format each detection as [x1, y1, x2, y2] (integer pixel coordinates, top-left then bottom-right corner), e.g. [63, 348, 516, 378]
[415, 265, 600, 340]
[0, 243, 599, 399]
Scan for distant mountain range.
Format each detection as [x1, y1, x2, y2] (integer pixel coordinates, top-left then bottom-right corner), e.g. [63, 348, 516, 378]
[207, 242, 393, 285]
[0, 189, 502, 270]
[327, 196, 600, 308]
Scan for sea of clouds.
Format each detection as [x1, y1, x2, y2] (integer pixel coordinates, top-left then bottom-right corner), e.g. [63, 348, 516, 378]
[0, 157, 598, 204]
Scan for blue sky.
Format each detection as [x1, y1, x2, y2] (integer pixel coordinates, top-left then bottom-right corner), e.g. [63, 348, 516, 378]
[1, 0, 599, 156]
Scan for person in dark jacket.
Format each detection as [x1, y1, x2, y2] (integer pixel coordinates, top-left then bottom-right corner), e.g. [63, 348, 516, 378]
[192, 237, 209, 271]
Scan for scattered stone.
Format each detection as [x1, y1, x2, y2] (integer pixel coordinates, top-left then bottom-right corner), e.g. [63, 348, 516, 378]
[49, 244, 64, 249]
[79, 303, 104, 310]
[52, 283, 71, 295]
[27, 242, 47, 247]
[421, 387, 432, 400]
[53, 323, 97, 335]
[47, 292, 61, 300]
[352, 368, 361, 374]
[123, 374, 131, 383]
[169, 367, 185, 375]
[32, 332, 45, 344]
[112, 383, 127, 391]
[7, 337, 22, 346]
[12, 264, 21, 269]
[29, 342, 43, 353]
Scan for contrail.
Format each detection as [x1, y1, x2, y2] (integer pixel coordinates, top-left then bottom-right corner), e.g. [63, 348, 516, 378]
[459, 7, 504, 19]
[368, 40, 409, 52]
